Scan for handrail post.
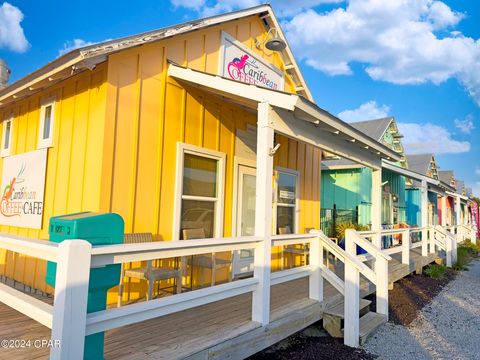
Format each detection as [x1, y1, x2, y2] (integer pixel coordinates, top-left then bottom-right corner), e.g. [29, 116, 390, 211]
[50, 240, 92, 360]
[430, 227, 436, 254]
[375, 255, 389, 319]
[344, 230, 359, 347]
[401, 229, 410, 265]
[421, 228, 428, 257]
[445, 233, 453, 267]
[309, 231, 323, 302]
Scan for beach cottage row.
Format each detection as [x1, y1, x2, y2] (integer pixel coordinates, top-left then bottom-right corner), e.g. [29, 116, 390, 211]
[0, 4, 476, 359]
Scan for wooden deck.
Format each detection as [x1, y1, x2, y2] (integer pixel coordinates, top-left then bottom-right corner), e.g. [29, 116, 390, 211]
[0, 248, 440, 360]
[388, 247, 442, 284]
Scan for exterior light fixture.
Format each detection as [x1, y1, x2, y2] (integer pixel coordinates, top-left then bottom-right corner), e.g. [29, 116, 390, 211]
[255, 28, 286, 51]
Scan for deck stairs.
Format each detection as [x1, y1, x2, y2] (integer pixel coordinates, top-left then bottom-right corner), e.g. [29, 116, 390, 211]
[323, 298, 387, 345]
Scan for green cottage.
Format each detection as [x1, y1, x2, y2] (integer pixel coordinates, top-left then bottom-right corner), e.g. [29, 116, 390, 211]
[321, 117, 408, 236]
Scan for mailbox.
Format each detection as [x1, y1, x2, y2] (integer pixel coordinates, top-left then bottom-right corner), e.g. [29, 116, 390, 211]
[45, 212, 124, 360]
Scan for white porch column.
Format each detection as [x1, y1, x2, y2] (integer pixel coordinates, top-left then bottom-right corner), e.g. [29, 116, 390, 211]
[371, 168, 382, 248]
[252, 101, 274, 326]
[420, 180, 429, 256]
[455, 195, 461, 226]
[441, 196, 447, 226]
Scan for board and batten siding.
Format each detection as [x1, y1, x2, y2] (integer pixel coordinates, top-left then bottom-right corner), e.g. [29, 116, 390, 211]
[321, 168, 372, 226]
[0, 64, 108, 291]
[100, 16, 311, 239]
[100, 17, 320, 298]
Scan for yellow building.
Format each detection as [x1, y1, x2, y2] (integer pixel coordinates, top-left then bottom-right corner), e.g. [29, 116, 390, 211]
[0, 5, 398, 302]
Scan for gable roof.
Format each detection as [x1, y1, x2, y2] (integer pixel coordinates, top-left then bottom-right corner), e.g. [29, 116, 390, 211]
[349, 117, 393, 142]
[406, 153, 434, 176]
[0, 5, 311, 107]
[438, 170, 454, 185]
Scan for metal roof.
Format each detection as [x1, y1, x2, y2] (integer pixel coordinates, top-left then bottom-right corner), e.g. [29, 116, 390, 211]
[0, 4, 312, 106]
[349, 117, 393, 142]
[406, 153, 434, 176]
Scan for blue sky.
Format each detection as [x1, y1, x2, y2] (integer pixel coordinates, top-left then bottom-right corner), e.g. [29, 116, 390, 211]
[1, 0, 479, 193]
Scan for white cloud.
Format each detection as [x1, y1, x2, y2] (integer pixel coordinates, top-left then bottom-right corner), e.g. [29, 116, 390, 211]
[454, 114, 475, 134]
[399, 122, 470, 155]
[58, 39, 94, 56]
[475, 168, 480, 177]
[170, 0, 343, 18]
[282, 1, 480, 106]
[0, 2, 29, 53]
[337, 101, 390, 122]
[170, 0, 480, 106]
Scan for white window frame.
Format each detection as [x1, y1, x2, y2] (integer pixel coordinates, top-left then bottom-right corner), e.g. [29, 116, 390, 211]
[173, 142, 226, 241]
[37, 98, 56, 149]
[274, 167, 300, 234]
[1, 116, 13, 157]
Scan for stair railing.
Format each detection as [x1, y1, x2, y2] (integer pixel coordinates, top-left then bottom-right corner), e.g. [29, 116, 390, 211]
[433, 226, 456, 267]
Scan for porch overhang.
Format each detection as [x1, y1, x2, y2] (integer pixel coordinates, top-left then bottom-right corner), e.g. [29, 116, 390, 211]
[446, 191, 469, 202]
[382, 160, 439, 185]
[167, 62, 400, 169]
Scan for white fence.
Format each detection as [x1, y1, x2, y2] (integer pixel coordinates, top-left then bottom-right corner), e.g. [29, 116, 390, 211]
[0, 224, 475, 358]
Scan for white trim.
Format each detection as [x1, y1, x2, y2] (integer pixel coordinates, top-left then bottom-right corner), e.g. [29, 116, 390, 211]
[37, 97, 56, 149]
[173, 142, 226, 241]
[1, 116, 13, 157]
[274, 166, 300, 234]
[232, 159, 257, 277]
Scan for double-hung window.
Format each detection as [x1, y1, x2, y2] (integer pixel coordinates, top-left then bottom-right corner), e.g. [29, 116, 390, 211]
[275, 168, 299, 234]
[175, 143, 225, 240]
[1, 117, 13, 157]
[38, 99, 55, 149]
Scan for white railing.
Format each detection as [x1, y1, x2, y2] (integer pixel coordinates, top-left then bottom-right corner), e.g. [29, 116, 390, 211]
[0, 224, 474, 357]
[433, 225, 457, 267]
[0, 231, 352, 358]
[343, 229, 391, 347]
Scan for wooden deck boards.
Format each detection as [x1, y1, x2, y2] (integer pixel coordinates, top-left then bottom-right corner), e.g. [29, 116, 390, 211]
[0, 248, 440, 360]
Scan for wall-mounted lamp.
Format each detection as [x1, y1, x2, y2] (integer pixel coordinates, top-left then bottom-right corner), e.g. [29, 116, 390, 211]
[255, 28, 286, 51]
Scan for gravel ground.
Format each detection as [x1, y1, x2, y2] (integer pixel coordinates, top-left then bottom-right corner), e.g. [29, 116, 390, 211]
[364, 259, 480, 360]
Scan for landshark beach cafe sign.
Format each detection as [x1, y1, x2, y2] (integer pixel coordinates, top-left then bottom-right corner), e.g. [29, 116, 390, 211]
[0, 149, 47, 229]
[219, 32, 285, 91]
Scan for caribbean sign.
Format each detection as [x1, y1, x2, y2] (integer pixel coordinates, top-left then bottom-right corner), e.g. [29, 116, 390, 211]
[0, 149, 47, 229]
[219, 32, 285, 91]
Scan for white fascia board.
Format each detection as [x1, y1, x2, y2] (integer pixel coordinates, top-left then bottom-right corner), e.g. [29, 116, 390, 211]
[272, 107, 382, 169]
[167, 63, 298, 110]
[0, 57, 82, 105]
[294, 98, 400, 161]
[446, 191, 468, 201]
[262, 9, 313, 102]
[382, 160, 439, 184]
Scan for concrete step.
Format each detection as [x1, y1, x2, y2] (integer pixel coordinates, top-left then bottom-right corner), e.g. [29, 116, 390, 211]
[359, 311, 387, 345]
[323, 299, 371, 338]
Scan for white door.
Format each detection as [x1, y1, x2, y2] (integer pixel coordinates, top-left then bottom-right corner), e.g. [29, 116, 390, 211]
[233, 165, 256, 278]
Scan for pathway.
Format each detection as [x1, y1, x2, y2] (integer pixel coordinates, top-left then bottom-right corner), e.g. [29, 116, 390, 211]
[363, 259, 480, 360]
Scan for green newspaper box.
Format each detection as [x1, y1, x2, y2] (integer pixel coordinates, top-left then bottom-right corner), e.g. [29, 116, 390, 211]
[45, 212, 124, 360]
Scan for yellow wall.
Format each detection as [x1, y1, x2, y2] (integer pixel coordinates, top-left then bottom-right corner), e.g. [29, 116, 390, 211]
[101, 16, 320, 300]
[0, 15, 320, 298]
[0, 64, 107, 291]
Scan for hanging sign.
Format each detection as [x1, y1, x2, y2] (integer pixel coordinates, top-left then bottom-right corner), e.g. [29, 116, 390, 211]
[0, 149, 47, 229]
[279, 190, 295, 200]
[219, 32, 285, 91]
